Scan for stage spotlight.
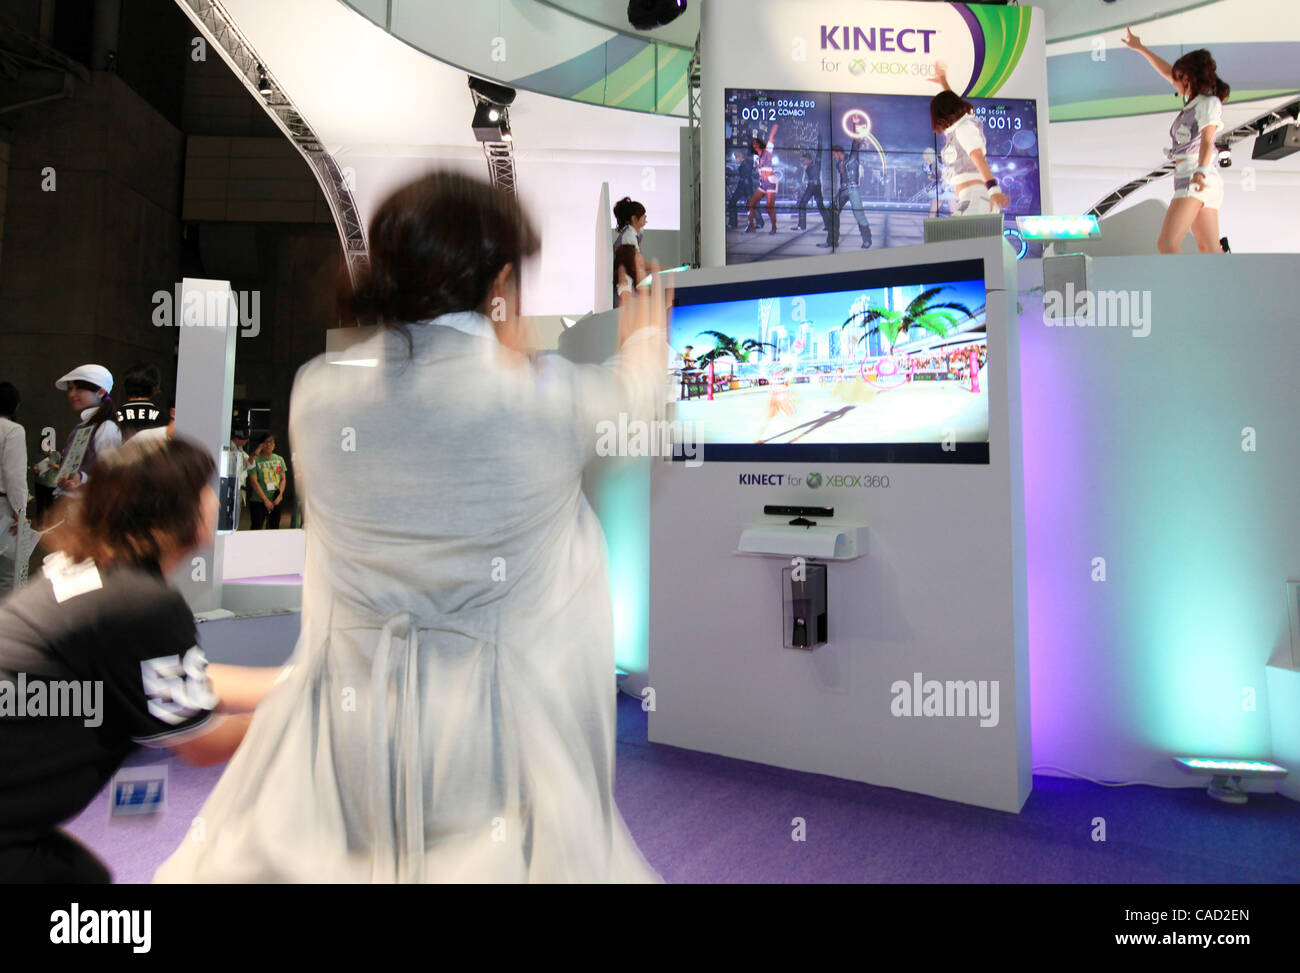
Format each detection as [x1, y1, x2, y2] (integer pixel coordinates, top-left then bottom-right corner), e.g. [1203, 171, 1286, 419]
[472, 103, 510, 142]
[256, 64, 271, 96]
[628, 0, 688, 31]
[1217, 148, 1232, 168]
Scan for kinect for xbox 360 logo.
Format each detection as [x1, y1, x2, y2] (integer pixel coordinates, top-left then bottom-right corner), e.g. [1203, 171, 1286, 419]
[150, 285, 261, 337]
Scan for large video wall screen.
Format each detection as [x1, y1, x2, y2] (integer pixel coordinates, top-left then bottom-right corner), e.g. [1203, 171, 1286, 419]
[724, 87, 1041, 264]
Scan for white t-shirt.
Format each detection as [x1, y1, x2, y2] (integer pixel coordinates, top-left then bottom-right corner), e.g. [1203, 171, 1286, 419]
[941, 113, 988, 185]
[614, 225, 640, 252]
[1169, 93, 1224, 162]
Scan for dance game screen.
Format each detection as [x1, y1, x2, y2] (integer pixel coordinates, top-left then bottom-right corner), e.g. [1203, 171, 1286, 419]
[724, 87, 1041, 264]
[670, 259, 990, 464]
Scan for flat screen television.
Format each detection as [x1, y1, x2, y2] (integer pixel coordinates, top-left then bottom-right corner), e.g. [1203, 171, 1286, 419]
[724, 87, 1041, 263]
[669, 258, 990, 464]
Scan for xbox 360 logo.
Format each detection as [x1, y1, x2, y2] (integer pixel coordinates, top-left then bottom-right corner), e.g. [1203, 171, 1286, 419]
[807, 472, 822, 489]
[848, 58, 866, 75]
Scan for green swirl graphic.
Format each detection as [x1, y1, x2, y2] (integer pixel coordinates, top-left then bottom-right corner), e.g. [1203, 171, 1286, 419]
[969, 5, 1034, 97]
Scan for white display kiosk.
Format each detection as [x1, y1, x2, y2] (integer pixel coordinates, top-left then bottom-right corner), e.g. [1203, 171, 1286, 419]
[646, 235, 1030, 813]
[171, 278, 239, 613]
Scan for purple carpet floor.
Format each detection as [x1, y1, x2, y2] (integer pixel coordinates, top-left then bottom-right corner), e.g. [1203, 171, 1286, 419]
[66, 693, 1300, 883]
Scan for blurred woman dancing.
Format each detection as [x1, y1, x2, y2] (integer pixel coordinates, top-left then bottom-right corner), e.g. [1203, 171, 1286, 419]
[156, 172, 669, 883]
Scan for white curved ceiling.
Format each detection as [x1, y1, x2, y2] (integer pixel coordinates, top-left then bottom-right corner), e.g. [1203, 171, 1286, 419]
[532, 0, 1219, 45]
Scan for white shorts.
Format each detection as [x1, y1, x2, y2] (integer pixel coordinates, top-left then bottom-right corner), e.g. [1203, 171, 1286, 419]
[954, 184, 994, 215]
[1172, 163, 1223, 210]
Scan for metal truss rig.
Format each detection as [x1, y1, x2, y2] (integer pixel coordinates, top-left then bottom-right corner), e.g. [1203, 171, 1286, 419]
[174, 0, 370, 283]
[469, 87, 517, 196]
[1088, 95, 1300, 220]
[482, 141, 517, 195]
[685, 36, 702, 268]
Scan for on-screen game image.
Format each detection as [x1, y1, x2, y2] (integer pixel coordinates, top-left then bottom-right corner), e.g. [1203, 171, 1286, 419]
[670, 276, 988, 456]
[724, 87, 1041, 263]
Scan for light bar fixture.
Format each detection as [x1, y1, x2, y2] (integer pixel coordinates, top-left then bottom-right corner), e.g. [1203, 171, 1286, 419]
[1015, 215, 1100, 241]
[1172, 755, 1289, 804]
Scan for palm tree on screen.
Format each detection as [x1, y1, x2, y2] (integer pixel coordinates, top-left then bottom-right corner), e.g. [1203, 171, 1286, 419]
[838, 286, 977, 353]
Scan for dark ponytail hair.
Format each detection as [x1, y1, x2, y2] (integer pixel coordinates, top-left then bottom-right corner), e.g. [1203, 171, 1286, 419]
[1172, 49, 1230, 102]
[613, 196, 645, 230]
[341, 171, 540, 355]
[90, 395, 116, 430]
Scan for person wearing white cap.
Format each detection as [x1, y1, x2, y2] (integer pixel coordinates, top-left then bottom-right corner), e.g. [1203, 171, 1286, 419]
[53, 364, 121, 497]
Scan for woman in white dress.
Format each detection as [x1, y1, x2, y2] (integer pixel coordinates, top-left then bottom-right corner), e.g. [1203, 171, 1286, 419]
[156, 172, 669, 883]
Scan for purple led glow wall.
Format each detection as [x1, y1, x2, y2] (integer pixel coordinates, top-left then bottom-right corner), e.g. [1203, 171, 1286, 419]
[1015, 254, 1299, 785]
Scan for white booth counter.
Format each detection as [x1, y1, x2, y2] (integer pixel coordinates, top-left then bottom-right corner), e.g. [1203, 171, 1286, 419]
[218, 529, 305, 613]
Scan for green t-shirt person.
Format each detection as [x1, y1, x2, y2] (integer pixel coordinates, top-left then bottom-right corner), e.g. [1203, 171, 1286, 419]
[247, 436, 286, 509]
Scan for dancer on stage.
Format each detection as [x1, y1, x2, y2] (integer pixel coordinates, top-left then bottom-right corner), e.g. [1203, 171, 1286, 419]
[928, 63, 1009, 216]
[746, 124, 780, 234]
[1121, 28, 1229, 253]
[156, 171, 669, 883]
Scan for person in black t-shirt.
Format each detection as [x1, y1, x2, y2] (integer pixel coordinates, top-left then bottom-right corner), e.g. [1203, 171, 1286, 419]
[113, 363, 169, 442]
[0, 436, 284, 883]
